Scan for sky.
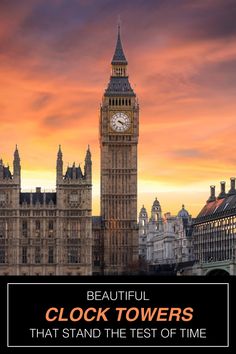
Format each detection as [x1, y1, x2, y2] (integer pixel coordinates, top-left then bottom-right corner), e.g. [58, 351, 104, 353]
[0, 0, 236, 217]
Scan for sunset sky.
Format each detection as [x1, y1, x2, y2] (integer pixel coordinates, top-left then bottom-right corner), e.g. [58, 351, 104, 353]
[0, 0, 236, 217]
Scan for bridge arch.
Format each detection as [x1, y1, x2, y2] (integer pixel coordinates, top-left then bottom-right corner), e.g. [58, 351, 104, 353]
[206, 269, 230, 276]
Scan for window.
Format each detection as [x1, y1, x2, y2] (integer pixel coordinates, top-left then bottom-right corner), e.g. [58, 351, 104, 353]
[0, 221, 5, 238]
[49, 220, 54, 230]
[35, 247, 41, 264]
[71, 222, 77, 238]
[22, 220, 27, 237]
[35, 220, 40, 230]
[0, 247, 6, 263]
[68, 247, 78, 264]
[48, 247, 54, 263]
[22, 247, 27, 264]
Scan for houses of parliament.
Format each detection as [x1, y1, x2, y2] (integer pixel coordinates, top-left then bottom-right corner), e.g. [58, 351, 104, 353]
[0, 27, 139, 275]
[2, 26, 235, 276]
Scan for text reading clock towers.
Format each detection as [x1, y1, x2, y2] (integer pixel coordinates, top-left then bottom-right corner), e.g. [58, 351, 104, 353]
[100, 25, 139, 274]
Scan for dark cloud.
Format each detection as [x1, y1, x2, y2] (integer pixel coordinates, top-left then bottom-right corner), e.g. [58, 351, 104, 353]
[43, 112, 82, 129]
[1, 0, 236, 81]
[181, 0, 236, 41]
[193, 59, 236, 94]
[31, 93, 53, 111]
[43, 114, 68, 128]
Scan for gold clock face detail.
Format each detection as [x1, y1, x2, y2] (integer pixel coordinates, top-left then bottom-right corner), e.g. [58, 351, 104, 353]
[110, 112, 131, 132]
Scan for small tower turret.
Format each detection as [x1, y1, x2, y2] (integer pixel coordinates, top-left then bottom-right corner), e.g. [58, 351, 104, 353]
[56, 145, 63, 184]
[13, 145, 21, 184]
[149, 198, 163, 232]
[84, 145, 92, 183]
[150, 198, 162, 222]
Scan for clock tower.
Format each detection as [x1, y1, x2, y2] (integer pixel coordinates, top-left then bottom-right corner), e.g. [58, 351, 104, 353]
[100, 26, 139, 274]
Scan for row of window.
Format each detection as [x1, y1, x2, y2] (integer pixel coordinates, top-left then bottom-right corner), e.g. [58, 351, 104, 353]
[22, 220, 54, 230]
[111, 252, 128, 265]
[20, 211, 56, 216]
[0, 247, 81, 264]
[109, 98, 131, 106]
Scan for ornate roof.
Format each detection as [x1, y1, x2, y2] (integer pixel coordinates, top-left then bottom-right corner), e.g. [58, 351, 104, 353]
[194, 178, 236, 224]
[64, 164, 83, 180]
[3, 166, 12, 179]
[139, 205, 148, 217]
[111, 25, 127, 65]
[151, 198, 162, 212]
[152, 197, 160, 207]
[178, 205, 189, 218]
[194, 194, 236, 224]
[105, 76, 135, 96]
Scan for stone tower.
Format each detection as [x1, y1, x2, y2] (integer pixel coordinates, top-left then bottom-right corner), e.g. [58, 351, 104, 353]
[149, 198, 163, 233]
[0, 146, 21, 273]
[138, 206, 149, 262]
[100, 26, 139, 274]
[56, 145, 92, 275]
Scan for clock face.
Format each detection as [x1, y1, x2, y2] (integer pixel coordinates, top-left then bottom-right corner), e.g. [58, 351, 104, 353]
[110, 112, 131, 132]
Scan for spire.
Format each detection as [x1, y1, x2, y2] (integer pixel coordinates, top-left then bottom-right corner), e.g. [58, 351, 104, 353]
[14, 144, 20, 160]
[85, 145, 91, 161]
[56, 145, 63, 183]
[84, 145, 92, 182]
[57, 144, 62, 158]
[111, 24, 127, 65]
[13, 144, 21, 183]
[105, 23, 135, 96]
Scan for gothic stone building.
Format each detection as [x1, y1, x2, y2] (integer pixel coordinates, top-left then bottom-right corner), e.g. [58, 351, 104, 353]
[191, 178, 236, 275]
[98, 25, 139, 275]
[0, 146, 92, 275]
[139, 199, 193, 274]
[0, 27, 139, 276]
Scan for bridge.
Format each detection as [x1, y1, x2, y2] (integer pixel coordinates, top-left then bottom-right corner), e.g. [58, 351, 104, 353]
[189, 259, 236, 275]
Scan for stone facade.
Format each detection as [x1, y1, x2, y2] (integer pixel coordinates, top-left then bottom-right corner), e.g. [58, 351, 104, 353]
[100, 26, 139, 274]
[139, 199, 193, 273]
[191, 179, 236, 275]
[0, 146, 92, 275]
[0, 26, 139, 277]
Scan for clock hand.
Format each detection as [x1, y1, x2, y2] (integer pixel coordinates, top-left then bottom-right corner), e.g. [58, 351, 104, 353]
[118, 120, 124, 125]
